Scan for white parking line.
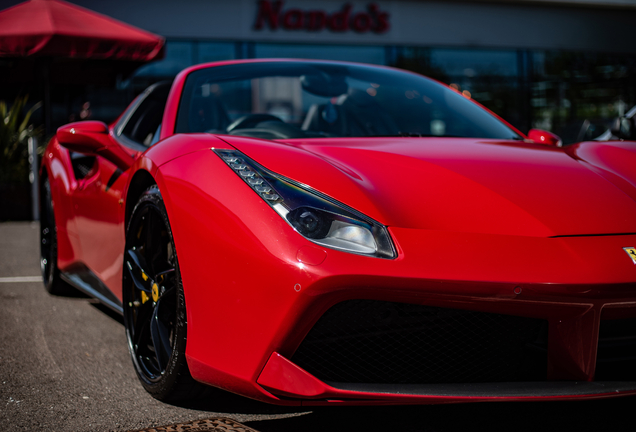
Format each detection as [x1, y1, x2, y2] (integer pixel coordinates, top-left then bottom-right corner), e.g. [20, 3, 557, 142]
[0, 276, 41, 283]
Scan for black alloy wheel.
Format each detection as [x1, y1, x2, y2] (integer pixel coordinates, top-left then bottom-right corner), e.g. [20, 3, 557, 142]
[123, 186, 205, 401]
[40, 177, 71, 295]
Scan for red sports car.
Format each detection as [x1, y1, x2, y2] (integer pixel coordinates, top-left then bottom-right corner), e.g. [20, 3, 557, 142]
[40, 59, 636, 405]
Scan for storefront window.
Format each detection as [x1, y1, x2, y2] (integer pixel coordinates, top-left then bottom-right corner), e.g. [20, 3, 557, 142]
[198, 42, 237, 64]
[45, 39, 636, 145]
[532, 51, 636, 144]
[428, 49, 518, 77]
[134, 41, 196, 78]
[129, 40, 236, 91]
[132, 40, 236, 79]
[255, 43, 386, 65]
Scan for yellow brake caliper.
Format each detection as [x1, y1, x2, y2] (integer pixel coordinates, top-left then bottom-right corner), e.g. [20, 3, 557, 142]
[141, 271, 150, 304]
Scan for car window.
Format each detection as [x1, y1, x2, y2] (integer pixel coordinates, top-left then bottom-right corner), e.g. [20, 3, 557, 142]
[150, 124, 162, 146]
[120, 82, 171, 147]
[175, 62, 521, 141]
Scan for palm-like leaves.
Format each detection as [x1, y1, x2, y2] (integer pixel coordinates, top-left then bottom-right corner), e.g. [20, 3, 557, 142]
[0, 96, 42, 183]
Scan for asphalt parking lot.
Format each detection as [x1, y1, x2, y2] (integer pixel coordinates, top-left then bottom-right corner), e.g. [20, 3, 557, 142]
[2, 221, 636, 432]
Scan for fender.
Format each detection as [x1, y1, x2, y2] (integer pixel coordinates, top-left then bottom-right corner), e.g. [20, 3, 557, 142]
[41, 138, 81, 269]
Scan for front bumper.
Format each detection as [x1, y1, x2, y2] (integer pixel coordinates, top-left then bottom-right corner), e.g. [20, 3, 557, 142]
[257, 352, 636, 405]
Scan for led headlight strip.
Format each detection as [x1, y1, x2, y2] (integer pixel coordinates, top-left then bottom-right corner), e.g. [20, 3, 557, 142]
[214, 149, 396, 259]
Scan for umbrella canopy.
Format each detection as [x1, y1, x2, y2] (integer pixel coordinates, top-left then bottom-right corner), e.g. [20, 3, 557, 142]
[0, 0, 164, 61]
[0, 0, 165, 134]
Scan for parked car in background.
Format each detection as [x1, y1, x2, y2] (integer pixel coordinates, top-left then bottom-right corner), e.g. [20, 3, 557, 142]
[595, 104, 636, 141]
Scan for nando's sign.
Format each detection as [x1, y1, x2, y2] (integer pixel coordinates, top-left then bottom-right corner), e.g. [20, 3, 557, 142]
[254, 1, 390, 34]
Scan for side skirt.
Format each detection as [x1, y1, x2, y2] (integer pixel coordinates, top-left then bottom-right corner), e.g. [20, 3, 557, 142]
[60, 265, 123, 315]
[328, 381, 636, 398]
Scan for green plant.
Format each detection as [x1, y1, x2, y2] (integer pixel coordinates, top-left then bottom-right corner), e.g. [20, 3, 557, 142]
[0, 96, 42, 184]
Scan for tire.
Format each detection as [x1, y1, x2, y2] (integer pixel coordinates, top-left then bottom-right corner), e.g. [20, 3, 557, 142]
[123, 185, 206, 401]
[40, 177, 72, 295]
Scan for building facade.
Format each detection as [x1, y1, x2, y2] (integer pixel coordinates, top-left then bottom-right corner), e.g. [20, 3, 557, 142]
[2, 0, 636, 142]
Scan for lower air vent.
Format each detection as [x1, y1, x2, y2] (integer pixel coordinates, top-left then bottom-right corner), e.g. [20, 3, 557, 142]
[291, 300, 548, 384]
[70, 153, 96, 180]
[595, 318, 636, 381]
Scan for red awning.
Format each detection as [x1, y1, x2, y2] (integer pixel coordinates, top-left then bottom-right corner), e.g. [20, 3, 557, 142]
[0, 0, 164, 61]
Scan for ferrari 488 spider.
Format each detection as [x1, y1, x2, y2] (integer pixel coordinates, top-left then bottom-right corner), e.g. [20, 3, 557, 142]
[40, 59, 636, 405]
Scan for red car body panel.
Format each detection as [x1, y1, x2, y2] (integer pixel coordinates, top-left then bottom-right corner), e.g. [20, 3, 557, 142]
[223, 136, 636, 236]
[41, 59, 636, 405]
[44, 140, 79, 270]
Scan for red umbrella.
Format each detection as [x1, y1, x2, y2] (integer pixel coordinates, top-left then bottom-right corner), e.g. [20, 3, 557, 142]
[0, 0, 165, 221]
[0, 0, 165, 133]
[0, 0, 164, 60]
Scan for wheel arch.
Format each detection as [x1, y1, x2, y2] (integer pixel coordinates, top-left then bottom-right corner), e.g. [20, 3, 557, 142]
[125, 169, 157, 230]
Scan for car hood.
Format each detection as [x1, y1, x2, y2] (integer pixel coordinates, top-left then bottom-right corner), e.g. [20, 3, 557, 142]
[219, 136, 636, 237]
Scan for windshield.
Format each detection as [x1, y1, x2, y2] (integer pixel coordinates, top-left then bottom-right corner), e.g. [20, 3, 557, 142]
[176, 61, 521, 140]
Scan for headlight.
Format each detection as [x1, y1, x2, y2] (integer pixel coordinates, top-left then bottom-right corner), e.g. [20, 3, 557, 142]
[214, 149, 396, 259]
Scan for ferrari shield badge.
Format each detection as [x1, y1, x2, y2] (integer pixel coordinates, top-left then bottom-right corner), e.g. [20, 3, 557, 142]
[624, 247, 636, 264]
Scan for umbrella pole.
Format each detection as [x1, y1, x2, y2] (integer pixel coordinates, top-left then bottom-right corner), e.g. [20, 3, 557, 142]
[43, 60, 51, 135]
[28, 136, 39, 221]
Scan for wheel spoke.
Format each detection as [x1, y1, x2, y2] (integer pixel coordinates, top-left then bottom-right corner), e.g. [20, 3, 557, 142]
[132, 303, 153, 346]
[150, 297, 172, 372]
[133, 309, 162, 376]
[155, 286, 175, 305]
[125, 248, 152, 293]
[155, 268, 175, 281]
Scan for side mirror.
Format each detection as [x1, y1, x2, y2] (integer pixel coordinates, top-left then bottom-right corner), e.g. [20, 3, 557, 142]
[610, 116, 635, 140]
[57, 121, 134, 170]
[527, 129, 563, 147]
[57, 121, 109, 153]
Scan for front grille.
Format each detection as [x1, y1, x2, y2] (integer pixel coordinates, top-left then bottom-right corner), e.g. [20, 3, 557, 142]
[291, 300, 548, 384]
[595, 318, 636, 381]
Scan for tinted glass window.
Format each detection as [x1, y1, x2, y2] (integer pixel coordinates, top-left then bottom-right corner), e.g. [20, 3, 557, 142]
[392, 47, 524, 132]
[121, 82, 171, 146]
[532, 51, 636, 144]
[176, 62, 521, 140]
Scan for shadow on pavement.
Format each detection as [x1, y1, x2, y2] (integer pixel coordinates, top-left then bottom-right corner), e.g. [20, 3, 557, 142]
[169, 388, 309, 417]
[244, 397, 636, 432]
